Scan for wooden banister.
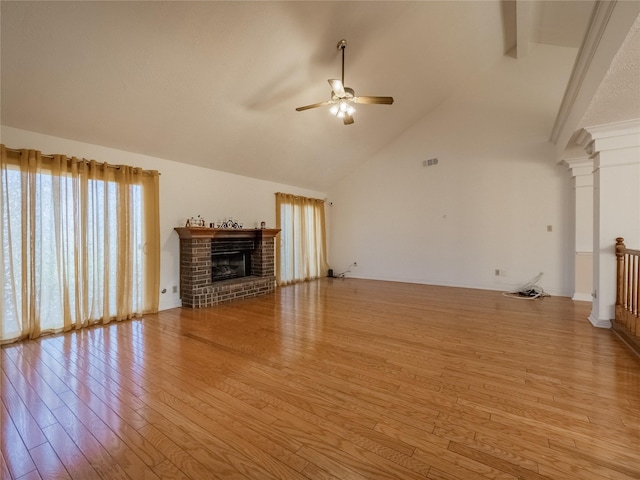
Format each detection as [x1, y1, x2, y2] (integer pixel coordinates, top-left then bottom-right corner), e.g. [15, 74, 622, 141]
[613, 237, 640, 357]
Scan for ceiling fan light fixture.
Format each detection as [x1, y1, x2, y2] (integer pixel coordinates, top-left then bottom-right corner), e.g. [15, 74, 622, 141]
[330, 101, 355, 119]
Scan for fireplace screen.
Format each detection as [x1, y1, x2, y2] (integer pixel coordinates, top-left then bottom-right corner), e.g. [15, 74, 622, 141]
[212, 251, 250, 281]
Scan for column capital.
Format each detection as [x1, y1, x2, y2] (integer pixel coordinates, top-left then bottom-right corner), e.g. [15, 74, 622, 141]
[578, 119, 640, 156]
[561, 155, 592, 177]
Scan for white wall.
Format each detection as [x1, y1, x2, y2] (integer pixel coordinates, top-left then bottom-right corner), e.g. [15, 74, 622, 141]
[1, 126, 326, 311]
[327, 44, 577, 296]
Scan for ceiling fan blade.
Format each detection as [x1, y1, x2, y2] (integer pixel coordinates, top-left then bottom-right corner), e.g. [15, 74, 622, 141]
[343, 113, 354, 125]
[352, 96, 394, 105]
[328, 79, 346, 98]
[295, 100, 333, 112]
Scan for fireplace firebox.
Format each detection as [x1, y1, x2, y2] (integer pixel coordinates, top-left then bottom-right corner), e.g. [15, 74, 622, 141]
[212, 250, 250, 281]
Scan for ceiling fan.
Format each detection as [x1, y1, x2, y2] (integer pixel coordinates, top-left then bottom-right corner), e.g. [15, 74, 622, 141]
[295, 39, 394, 125]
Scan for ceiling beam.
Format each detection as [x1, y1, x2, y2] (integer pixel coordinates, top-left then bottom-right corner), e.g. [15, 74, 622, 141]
[550, 0, 640, 155]
[516, 0, 532, 58]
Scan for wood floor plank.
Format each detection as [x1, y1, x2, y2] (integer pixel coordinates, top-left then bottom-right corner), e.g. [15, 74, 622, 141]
[137, 368, 310, 470]
[137, 423, 227, 480]
[41, 421, 101, 480]
[561, 438, 640, 478]
[300, 461, 344, 480]
[0, 450, 12, 479]
[54, 393, 162, 480]
[447, 441, 546, 479]
[33, 340, 149, 430]
[135, 405, 247, 479]
[49, 404, 134, 480]
[2, 279, 639, 479]
[1, 351, 61, 429]
[411, 446, 518, 480]
[14, 470, 42, 480]
[28, 442, 71, 480]
[151, 459, 191, 480]
[0, 369, 47, 450]
[448, 434, 540, 473]
[10, 341, 70, 398]
[0, 400, 37, 479]
[296, 444, 384, 480]
[136, 383, 310, 479]
[266, 405, 433, 478]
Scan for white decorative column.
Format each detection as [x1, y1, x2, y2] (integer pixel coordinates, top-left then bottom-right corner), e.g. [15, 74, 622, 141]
[578, 120, 640, 328]
[562, 156, 593, 302]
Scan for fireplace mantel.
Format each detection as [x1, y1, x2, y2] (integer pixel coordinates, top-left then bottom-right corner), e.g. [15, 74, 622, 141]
[175, 226, 280, 308]
[174, 227, 280, 240]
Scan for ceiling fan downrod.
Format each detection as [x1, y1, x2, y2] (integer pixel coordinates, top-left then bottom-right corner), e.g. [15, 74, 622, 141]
[338, 39, 347, 85]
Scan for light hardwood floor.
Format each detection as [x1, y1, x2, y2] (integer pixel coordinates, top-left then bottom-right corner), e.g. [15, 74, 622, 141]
[2, 279, 639, 479]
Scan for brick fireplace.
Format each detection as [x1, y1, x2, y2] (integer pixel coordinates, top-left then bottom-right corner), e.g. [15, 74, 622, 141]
[174, 227, 280, 308]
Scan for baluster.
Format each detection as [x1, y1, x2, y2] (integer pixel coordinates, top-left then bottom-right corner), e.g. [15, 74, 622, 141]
[635, 255, 639, 335]
[627, 254, 632, 331]
[615, 238, 625, 327]
[632, 255, 636, 332]
[628, 255, 632, 314]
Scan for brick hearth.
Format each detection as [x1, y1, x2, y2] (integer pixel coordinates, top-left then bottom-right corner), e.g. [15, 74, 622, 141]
[175, 227, 280, 308]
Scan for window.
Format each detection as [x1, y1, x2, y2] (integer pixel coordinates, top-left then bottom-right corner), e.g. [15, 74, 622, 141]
[1, 146, 159, 343]
[275, 193, 328, 285]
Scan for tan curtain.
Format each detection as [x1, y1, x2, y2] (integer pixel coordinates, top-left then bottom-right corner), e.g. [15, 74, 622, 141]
[0, 145, 160, 344]
[275, 192, 329, 286]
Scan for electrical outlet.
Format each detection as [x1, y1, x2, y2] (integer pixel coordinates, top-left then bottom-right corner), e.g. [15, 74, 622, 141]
[353, 262, 357, 267]
[172, 285, 178, 294]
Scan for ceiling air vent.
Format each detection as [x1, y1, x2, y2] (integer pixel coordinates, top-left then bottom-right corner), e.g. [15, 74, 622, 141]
[423, 158, 438, 167]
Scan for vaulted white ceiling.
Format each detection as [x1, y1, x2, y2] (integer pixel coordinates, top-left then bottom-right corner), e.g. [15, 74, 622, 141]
[0, 1, 607, 191]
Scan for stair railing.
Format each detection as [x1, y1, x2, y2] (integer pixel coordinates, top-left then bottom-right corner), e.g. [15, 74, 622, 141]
[615, 237, 640, 355]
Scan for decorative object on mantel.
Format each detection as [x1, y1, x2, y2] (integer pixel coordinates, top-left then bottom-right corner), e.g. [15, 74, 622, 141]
[215, 218, 243, 229]
[260, 221, 266, 229]
[186, 215, 205, 227]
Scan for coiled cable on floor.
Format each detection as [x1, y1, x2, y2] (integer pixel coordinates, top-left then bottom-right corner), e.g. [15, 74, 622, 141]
[502, 272, 550, 300]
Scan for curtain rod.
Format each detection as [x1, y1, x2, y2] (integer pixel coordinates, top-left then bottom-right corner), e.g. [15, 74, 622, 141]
[275, 192, 324, 201]
[3, 146, 161, 175]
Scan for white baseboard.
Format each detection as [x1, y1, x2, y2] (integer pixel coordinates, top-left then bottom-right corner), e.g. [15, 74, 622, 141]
[572, 292, 593, 302]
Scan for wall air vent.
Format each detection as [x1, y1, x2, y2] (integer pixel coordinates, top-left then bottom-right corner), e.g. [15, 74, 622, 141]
[423, 158, 438, 167]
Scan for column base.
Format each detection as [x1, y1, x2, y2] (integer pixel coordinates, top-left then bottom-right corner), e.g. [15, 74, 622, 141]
[588, 313, 611, 329]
